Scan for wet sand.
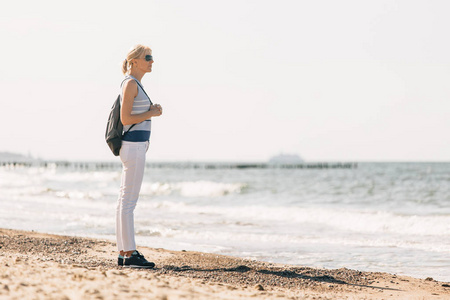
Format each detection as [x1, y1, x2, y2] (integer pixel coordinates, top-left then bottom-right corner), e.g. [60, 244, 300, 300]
[1, 228, 449, 299]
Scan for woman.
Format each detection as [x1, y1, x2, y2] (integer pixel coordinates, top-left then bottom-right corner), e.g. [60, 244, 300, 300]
[116, 44, 162, 268]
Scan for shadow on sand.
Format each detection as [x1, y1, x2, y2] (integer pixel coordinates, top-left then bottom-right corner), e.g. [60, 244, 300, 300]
[160, 265, 402, 292]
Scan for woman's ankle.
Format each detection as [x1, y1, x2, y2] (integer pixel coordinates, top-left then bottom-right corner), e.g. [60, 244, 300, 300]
[120, 250, 135, 257]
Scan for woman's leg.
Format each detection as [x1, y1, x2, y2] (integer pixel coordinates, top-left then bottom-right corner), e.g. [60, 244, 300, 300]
[116, 141, 147, 253]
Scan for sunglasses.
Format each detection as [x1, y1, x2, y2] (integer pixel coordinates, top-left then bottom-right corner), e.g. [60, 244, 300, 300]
[144, 55, 153, 62]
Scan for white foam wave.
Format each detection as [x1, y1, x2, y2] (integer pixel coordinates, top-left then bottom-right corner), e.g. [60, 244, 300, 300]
[137, 201, 450, 237]
[54, 190, 104, 200]
[140, 181, 245, 197]
[133, 221, 450, 255]
[23, 168, 120, 183]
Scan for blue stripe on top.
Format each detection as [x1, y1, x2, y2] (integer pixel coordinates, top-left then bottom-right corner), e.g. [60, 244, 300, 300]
[120, 75, 152, 142]
[122, 130, 151, 142]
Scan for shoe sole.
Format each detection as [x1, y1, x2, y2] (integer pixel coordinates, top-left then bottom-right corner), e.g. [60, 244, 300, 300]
[123, 265, 155, 269]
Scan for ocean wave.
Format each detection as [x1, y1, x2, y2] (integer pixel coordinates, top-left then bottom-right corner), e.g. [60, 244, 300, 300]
[135, 201, 450, 237]
[140, 181, 246, 197]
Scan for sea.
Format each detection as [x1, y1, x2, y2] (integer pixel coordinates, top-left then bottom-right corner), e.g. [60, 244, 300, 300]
[0, 160, 449, 282]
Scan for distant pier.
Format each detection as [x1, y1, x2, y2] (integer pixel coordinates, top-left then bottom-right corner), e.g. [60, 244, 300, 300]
[0, 161, 357, 170]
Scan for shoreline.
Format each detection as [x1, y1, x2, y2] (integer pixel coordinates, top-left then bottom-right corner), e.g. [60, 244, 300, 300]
[1, 228, 449, 299]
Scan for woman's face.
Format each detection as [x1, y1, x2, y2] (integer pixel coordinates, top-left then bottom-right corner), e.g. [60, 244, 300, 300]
[135, 50, 154, 73]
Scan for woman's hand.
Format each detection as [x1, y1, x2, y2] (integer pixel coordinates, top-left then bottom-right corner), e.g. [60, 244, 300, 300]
[150, 104, 163, 117]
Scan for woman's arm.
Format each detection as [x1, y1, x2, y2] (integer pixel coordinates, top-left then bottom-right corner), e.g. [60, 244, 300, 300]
[120, 80, 162, 126]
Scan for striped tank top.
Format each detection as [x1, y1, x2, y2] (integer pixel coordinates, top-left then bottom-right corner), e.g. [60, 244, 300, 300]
[120, 75, 152, 142]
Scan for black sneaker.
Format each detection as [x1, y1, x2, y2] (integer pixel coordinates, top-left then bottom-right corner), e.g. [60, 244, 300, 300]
[118, 255, 124, 266]
[123, 251, 155, 269]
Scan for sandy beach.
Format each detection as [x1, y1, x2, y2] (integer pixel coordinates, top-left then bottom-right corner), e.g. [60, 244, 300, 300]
[0, 228, 449, 299]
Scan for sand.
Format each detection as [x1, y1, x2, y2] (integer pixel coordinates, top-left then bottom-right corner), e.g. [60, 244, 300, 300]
[0, 228, 449, 299]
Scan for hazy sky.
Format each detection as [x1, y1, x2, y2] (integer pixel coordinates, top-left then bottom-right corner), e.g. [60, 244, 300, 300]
[1, 0, 449, 162]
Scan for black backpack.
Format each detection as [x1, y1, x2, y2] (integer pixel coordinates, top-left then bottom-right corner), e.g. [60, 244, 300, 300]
[105, 77, 151, 156]
[105, 93, 135, 156]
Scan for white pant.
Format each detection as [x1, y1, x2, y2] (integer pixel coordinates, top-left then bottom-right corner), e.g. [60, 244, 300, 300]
[116, 141, 149, 252]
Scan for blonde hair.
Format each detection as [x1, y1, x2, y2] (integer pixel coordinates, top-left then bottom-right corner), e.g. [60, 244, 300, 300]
[122, 44, 152, 74]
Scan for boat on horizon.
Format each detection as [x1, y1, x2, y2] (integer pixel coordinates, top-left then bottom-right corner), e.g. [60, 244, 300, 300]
[268, 153, 304, 165]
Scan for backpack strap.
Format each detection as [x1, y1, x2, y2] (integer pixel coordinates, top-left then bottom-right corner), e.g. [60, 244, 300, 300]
[123, 124, 136, 136]
[127, 75, 153, 105]
[135, 80, 153, 105]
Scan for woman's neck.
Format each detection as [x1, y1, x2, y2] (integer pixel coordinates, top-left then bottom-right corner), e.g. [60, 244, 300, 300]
[129, 70, 144, 82]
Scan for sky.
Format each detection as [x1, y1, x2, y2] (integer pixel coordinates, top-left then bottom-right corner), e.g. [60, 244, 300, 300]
[1, 0, 449, 162]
